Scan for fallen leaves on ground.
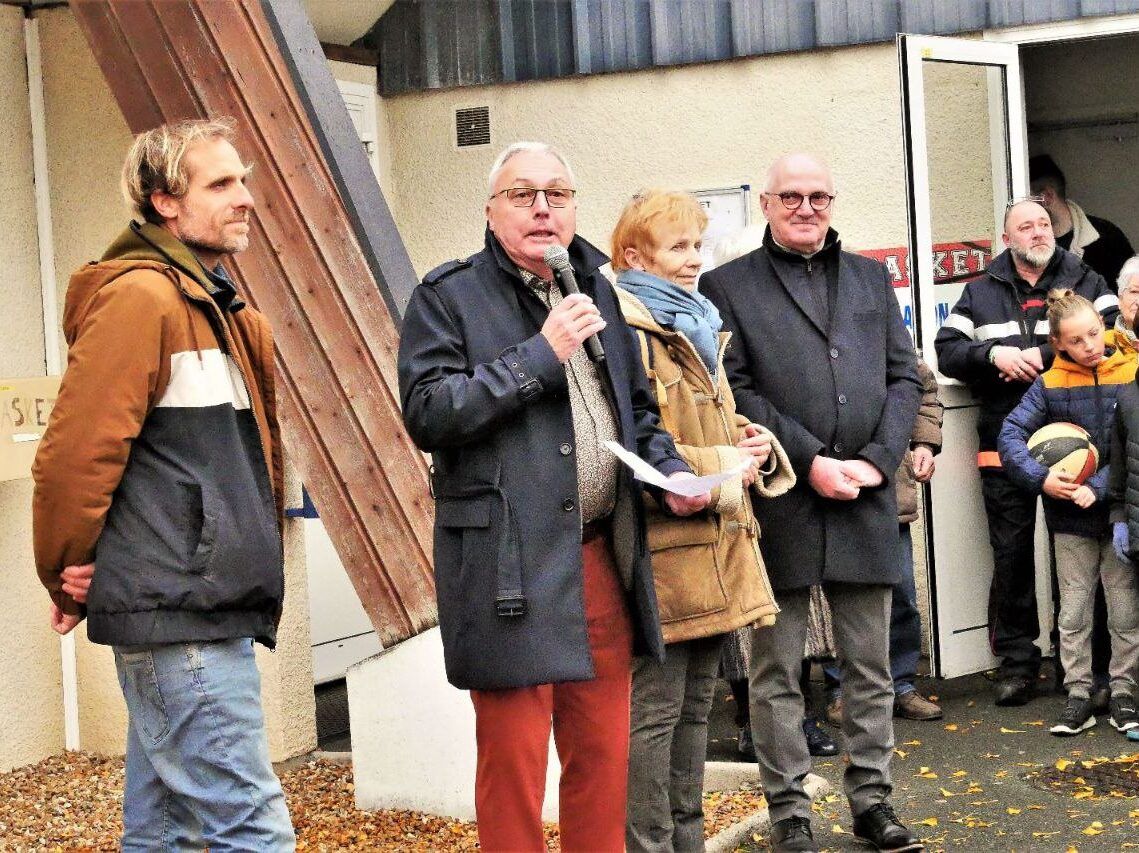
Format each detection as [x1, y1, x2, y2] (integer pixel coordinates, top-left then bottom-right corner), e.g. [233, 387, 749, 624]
[0, 752, 769, 851]
[701, 783, 767, 838]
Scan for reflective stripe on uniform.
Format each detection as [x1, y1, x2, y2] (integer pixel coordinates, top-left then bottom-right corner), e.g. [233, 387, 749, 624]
[977, 450, 1003, 469]
[941, 313, 975, 338]
[974, 320, 1022, 341]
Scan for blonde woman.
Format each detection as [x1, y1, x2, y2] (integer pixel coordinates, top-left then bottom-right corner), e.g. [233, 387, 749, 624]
[612, 191, 795, 851]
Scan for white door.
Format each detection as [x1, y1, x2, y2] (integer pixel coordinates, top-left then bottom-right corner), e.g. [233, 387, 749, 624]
[898, 34, 1053, 678]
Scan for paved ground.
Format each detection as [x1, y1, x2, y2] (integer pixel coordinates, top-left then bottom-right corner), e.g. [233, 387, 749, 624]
[317, 662, 1139, 850]
[711, 663, 1139, 851]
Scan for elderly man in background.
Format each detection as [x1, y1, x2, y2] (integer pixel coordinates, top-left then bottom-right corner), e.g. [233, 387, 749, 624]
[1116, 257, 1139, 344]
[701, 153, 923, 853]
[398, 141, 707, 852]
[935, 199, 1118, 708]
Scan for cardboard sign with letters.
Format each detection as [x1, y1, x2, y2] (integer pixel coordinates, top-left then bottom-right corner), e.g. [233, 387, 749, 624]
[0, 376, 60, 482]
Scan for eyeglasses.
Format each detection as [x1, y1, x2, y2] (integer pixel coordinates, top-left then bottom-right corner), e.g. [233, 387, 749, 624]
[489, 187, 577, 208]
[763, 191, 835, 211]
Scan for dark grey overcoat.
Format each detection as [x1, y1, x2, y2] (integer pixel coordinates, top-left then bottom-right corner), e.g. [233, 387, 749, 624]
[700, 228, 922, 591]
[398, 230, 688, 690]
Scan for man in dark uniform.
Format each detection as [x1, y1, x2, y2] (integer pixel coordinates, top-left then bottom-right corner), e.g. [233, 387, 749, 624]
[936, 199, 1118, 708]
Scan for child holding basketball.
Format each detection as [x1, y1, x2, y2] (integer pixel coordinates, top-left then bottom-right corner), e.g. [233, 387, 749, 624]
[998, 289, 1139, 737]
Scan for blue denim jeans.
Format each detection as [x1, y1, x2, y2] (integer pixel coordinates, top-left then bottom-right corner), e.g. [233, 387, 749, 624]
[113, 638, 296, 852]
[825, 525, 922, 697]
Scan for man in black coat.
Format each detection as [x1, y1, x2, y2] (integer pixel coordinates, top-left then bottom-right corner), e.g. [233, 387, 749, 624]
[935, 200, 1118, 709]
[700, 153, 923, 853]
[397, 141, 708, 852]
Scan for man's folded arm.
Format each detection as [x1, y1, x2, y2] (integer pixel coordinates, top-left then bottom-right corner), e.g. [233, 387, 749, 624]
[33, 279, 162, 613]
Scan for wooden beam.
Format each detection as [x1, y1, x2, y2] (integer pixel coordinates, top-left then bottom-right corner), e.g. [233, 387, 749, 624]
[320, 41, 378, 67]
[68, 0, 436, 646]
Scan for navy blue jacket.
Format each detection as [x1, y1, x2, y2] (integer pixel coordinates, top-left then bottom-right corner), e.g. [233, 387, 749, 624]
[998, 336, 1136, 538]
[398, 231, 688, 690]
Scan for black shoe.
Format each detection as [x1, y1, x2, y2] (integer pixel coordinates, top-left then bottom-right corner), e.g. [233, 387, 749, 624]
[994, 676, 1034, 707]
[737, 725, 757, 760]
[1109, 693, 1139, 732]
[852, 802, 924, 851]
[802, 715, 838, 756]
[769, 815, 818, 852]
[1050, 695, 1096, 736]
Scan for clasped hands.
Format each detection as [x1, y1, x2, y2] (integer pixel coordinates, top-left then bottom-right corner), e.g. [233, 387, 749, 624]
[48, 562, 93, 636]
[989, 345, 1044, 384]
[808, 455, 884, 500]
[736, 423, 772, 488]
[1042, 472, 1096, 509]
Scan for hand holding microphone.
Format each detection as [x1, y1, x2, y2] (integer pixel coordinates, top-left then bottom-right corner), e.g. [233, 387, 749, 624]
[543, 245, 607, 364]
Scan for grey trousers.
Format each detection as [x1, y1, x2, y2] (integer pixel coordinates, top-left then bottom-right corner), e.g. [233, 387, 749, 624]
[1054, 533, 1139, 698]
[627, 635, 724, 853]
[750, 583, 893, 822]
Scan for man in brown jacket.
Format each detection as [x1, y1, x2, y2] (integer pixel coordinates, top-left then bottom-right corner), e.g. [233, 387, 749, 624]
[32, 119, 294, 850]
[825, 360, 944, 721]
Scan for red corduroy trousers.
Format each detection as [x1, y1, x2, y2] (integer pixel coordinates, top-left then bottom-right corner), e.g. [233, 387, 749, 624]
[470, 534, 634, 852]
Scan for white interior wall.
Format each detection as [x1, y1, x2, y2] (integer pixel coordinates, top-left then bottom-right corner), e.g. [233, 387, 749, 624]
[1023, 32, 1139, 252]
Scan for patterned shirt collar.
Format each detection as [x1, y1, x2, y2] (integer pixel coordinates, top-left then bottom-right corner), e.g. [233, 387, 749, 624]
[517, 266, 555, 294]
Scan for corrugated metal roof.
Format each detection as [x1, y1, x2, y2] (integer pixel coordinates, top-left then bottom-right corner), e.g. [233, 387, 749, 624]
[364, 0, 1139, 95]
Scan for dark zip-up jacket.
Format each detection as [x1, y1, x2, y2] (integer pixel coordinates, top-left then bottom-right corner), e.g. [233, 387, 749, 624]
[32, 222, 285, 648]
[935, 248, 1118, 459]
[1109, 377, 1139, 562]
[998, 333, 1136, 538]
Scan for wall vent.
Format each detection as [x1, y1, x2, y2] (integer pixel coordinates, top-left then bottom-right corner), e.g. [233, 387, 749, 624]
[456, 106, 490, 148]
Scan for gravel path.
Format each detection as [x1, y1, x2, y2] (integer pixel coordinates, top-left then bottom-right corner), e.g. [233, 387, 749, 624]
[0, 752, 766, 851]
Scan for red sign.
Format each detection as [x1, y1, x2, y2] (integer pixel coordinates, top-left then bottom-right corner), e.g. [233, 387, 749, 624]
[859, 240, 992, 289]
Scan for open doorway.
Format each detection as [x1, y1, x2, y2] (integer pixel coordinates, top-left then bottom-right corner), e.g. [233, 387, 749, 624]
[1022, 33, 1139, 273]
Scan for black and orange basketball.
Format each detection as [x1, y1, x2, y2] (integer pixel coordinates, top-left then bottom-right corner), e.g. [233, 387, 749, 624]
[1027, 421, 1099, 485]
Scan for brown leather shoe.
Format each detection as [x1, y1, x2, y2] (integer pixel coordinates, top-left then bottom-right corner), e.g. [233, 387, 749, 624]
[894, 690, 943, 721]
[825, 694, 843, 728]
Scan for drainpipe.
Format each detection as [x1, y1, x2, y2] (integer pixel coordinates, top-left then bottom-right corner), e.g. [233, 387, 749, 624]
[25, 12, 80, 751]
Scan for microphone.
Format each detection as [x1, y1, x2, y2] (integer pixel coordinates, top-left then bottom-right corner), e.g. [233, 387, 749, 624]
[543, 244, 606, 364]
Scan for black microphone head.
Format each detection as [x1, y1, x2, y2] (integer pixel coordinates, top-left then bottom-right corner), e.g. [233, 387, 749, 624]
[543, 244, 572, 272]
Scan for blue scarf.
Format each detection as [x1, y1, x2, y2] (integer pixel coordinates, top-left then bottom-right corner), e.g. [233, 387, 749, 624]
[617, 268, 722, 378]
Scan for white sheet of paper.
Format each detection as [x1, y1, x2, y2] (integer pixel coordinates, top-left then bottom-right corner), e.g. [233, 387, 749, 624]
[603, 440, 750, 497]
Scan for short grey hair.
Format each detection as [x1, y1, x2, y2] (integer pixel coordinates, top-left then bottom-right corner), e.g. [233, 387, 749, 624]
[1119, 255, 1139, 292]
[487, 141, 576, 194]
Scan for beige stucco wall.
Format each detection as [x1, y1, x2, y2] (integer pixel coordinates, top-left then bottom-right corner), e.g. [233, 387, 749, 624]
[7, 6, 317, 762]
[0, 4, 67, 772]
[379, 43, 914, 278]
[37, 8, 137, 754]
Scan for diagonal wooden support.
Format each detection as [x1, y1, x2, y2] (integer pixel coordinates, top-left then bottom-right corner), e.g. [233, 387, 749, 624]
[68, 0, 436, 645]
